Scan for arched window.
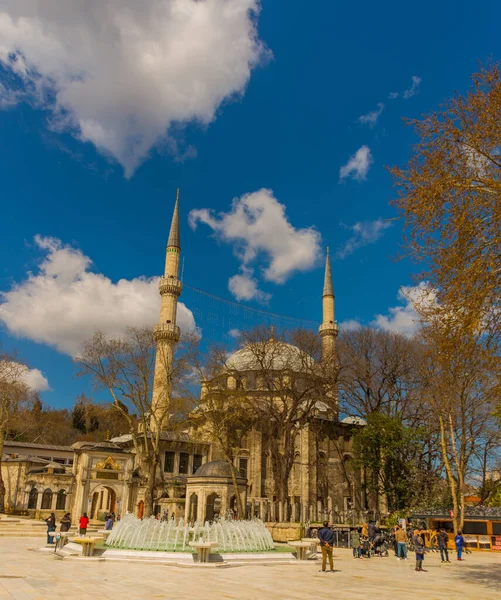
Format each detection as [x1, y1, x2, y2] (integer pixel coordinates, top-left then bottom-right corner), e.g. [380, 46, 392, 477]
[41, 488, 53, 510]
[28, 487, 38, 509]
[56, 489, 66, 510]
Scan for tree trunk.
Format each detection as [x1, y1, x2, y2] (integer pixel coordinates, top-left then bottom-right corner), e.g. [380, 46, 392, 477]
[229, 461, 245, 519]
[143, 457, 158, 518]
[0, 429, 5, 514]
[439, 416, 460, 534]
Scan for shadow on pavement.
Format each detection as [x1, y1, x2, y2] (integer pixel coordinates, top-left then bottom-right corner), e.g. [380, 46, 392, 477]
[458, 564, 501, 592]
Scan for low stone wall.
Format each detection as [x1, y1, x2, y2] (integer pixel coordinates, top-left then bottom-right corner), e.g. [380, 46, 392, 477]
[266, 522, 303, 542]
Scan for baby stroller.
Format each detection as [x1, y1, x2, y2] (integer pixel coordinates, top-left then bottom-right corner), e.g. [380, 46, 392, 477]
[360, 537, 372, 558]
[371, 532, 389, 557]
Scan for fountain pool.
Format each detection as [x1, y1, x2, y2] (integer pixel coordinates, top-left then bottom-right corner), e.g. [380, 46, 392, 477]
[106, 515, 275, 553]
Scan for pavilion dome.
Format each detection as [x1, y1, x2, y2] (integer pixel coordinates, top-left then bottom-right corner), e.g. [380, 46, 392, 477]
[193, 460, 245, 479]
[226, 340, 314, 373]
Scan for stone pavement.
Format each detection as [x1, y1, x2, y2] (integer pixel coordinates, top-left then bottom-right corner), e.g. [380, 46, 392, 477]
[0, 538, 500, 599]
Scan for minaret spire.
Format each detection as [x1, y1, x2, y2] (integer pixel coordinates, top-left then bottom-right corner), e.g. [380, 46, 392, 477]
[167, 188, 181, 249]
[323, 246, 334, 297]
[151, 190, 183, 431]
[319, 247, 338, 361]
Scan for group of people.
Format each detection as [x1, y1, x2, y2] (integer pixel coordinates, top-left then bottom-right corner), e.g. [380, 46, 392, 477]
[45, 511, 119, 543]
[45, 512, 72, 544]
[317, 519, 467, 574]
[390, 524, 466, 572]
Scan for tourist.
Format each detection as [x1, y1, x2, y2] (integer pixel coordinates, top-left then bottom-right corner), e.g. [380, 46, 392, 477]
[395, 525, 408, 560]
[413, 529, 426, 572]
[455, 530, 465, 561]
[391, 524, 399, 556]
[368, 520, 377, 542]
[60, 513, 71, 532]
[79, 512, 89, 536]
[45, 512, 56, 544]
[438, 527, 450, 563]
[350, 527, 362, 559]
[105, 514, 113, 530]
[361, 522, 368, 538]
[318, 521, 335, 572]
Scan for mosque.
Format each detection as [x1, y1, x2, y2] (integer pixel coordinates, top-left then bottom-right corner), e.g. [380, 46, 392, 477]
[1, 195, 367, 525]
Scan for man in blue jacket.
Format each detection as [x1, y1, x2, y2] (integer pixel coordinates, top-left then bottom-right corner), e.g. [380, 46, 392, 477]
[318, 521, 335, 572]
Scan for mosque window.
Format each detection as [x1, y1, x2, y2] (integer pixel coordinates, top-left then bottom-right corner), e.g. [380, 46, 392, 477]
[56, 489, 66, 510]
[193, 454, 203, 474]
[41, 488, 53, 510]
[238, 457, 248, 479]
[28, 488, 38, 509]
[179, 452, 189, 474]
[164, 451, 175, 473]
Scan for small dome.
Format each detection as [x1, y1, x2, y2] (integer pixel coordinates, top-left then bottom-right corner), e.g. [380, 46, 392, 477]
[194, 460, 245, 479]
[227, 341, 314, 372]
[341, 416, 367, 426]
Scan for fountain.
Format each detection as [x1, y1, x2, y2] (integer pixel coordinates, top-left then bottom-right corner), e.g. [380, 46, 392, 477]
[107, 514, 275, 553]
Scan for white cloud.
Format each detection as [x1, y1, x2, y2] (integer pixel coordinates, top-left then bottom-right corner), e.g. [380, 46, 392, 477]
[372, 282, 435, 336]
[228, 328, 241, 338]
[403, 76, 422, 99]
[0, 0, 267, 177]
[0, 236, 196, 356]
[1, 361, 50, 392]
[19, 365, 51, 392]
[339, 319, 361, 331]
[388, 91, 399, 99]
[337, 218, 391, 259]
[189, 188, 322, 299]
[358, 103, 384, 127]
[339, 145, 373, 181]
[228, 268, 271, 303]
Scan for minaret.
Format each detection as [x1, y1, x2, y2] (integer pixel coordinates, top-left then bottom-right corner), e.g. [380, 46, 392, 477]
[151, 189, 183, 431]
[318, 248, 338, 360]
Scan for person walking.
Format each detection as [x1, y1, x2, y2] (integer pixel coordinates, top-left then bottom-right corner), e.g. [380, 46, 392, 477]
[413, 529, 426, 572]
[391, 524, 399, 557]
[350, 528, 362, 559]
[60, 513, 71, 532]
[45, 512, 56, 544]
[455, 530, 465, 561]
[395, 525, 408, 560]
[438, 527, 450, 563]
[318, 521, 335, 572]
[79, 512, 89, 536]
[368, 521, 377, 542]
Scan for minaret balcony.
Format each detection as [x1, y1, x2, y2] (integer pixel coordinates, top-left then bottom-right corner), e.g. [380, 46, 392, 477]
[154, 323, 181, 343]
[159, 276, 183, 296]
[319, 322, 339, 337]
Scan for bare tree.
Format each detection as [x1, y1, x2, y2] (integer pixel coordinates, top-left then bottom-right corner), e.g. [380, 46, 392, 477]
[0, 353, 36, 513]
[75, 327, 195, 517]
[337, 327, 423, 421]
[418, 323, 501, 532]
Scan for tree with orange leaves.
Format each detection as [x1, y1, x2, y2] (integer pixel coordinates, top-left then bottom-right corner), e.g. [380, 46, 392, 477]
[391, 63, 501, 349]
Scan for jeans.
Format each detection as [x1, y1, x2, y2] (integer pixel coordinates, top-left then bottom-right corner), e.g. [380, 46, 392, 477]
[397, 542, 407, 559]
[47, 528, 55, 544]
[321, 545, 334, 571]
[352, 547, 361, 558]
[439, 546, 449, 561]
[457, 546, 463, 559]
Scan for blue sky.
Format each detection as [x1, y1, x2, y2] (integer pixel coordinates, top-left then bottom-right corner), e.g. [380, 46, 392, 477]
[0, 0, 499, 408]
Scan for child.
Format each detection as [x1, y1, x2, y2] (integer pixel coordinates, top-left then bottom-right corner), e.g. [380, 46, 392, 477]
[351, 528, 362, 558]
[413, 529, 426, 572]
[79, 512, 89, 536]
[455, 530, 465, 561]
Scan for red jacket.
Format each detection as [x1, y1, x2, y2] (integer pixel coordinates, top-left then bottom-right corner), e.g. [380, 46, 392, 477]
[79, 516, 89, 529]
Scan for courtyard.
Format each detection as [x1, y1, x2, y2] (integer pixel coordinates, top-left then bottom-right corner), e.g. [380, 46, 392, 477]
[0, 538, 499, 600]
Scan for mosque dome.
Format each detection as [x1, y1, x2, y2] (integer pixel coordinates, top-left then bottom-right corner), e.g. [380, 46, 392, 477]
[193, 460, 245, 479]
[226, 340, 314, 373]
